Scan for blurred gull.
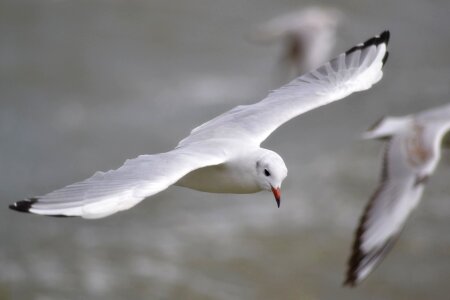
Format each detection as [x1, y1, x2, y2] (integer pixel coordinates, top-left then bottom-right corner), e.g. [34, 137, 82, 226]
[250, 7, 343, 79]
[10, 32, 389, 219]
[345, 102, 450, 286]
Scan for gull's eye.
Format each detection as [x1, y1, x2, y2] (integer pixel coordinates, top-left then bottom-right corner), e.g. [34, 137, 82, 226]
[264, 169, 271, 177]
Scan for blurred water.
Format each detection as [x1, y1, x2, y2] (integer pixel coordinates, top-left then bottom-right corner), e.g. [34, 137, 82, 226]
[1, 0, 450, 299]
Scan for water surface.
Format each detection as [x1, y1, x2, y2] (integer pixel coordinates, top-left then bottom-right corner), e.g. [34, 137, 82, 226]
[1, 0, 450, 299]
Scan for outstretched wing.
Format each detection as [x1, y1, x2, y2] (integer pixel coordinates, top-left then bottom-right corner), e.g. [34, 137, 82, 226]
[180, 31, 389, 147]
[344, 119, 450, 286]
[10, 142, 230, 219]
[344, 160, 425, 286]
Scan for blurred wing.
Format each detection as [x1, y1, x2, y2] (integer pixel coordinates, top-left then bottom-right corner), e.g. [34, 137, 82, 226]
[10, 143, 229, 219]
[181, 31, 389, 147]
[344, 139, 428, 286]
[304, 27, 337, 71]
[345, 178, 424, 286]
[248, 7, 342, 44]
[417, 102, 450, 122]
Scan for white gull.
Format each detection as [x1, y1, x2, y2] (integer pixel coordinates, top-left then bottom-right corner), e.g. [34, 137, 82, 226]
[345, 102, 450, 286]
[10, 31, 389, 219]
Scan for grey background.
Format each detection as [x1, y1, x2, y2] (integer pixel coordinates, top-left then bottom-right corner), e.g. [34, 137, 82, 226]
[1, 0, 450, 299]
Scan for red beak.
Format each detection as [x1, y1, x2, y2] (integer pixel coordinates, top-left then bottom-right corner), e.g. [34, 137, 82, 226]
[271, 186, 281, 208]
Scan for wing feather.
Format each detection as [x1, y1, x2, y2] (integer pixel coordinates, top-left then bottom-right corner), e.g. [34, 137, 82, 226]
[180, 31, 389, 147]
[10, 143, 230, 219]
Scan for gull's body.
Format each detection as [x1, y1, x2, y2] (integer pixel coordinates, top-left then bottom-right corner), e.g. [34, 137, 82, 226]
[176, 148, 285, 194]
[345, 103, 450, 286]
[250, 7, 342, 77]
[10, 32, 389, 219]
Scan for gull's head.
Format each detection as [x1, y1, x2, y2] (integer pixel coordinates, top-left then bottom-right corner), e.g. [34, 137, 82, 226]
[255, 150, 288, 208]
[362, 116, 411, 140]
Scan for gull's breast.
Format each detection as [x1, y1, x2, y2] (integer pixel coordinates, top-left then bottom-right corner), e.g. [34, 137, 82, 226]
[175, 163, 261, 194]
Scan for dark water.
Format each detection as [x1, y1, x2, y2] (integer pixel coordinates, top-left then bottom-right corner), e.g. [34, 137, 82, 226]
[1, 0, 450, 299]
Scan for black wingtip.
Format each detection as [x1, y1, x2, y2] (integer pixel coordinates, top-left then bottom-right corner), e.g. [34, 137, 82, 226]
[9, 197, 75, 218]
[382, 51, 389, 66]
[379, 30, 390, 44]
[343, 184, 384, 288]
[345, 30, 391, 56]
[9, 198, 38, 213]
[343, 277, 357, 287]
[344, 228, 366, 287]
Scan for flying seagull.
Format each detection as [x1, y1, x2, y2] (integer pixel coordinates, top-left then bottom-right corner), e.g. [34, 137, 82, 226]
[249, 6, 343, 77]
[344, 102, 450, 286]
[10, 31, 389, 219]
